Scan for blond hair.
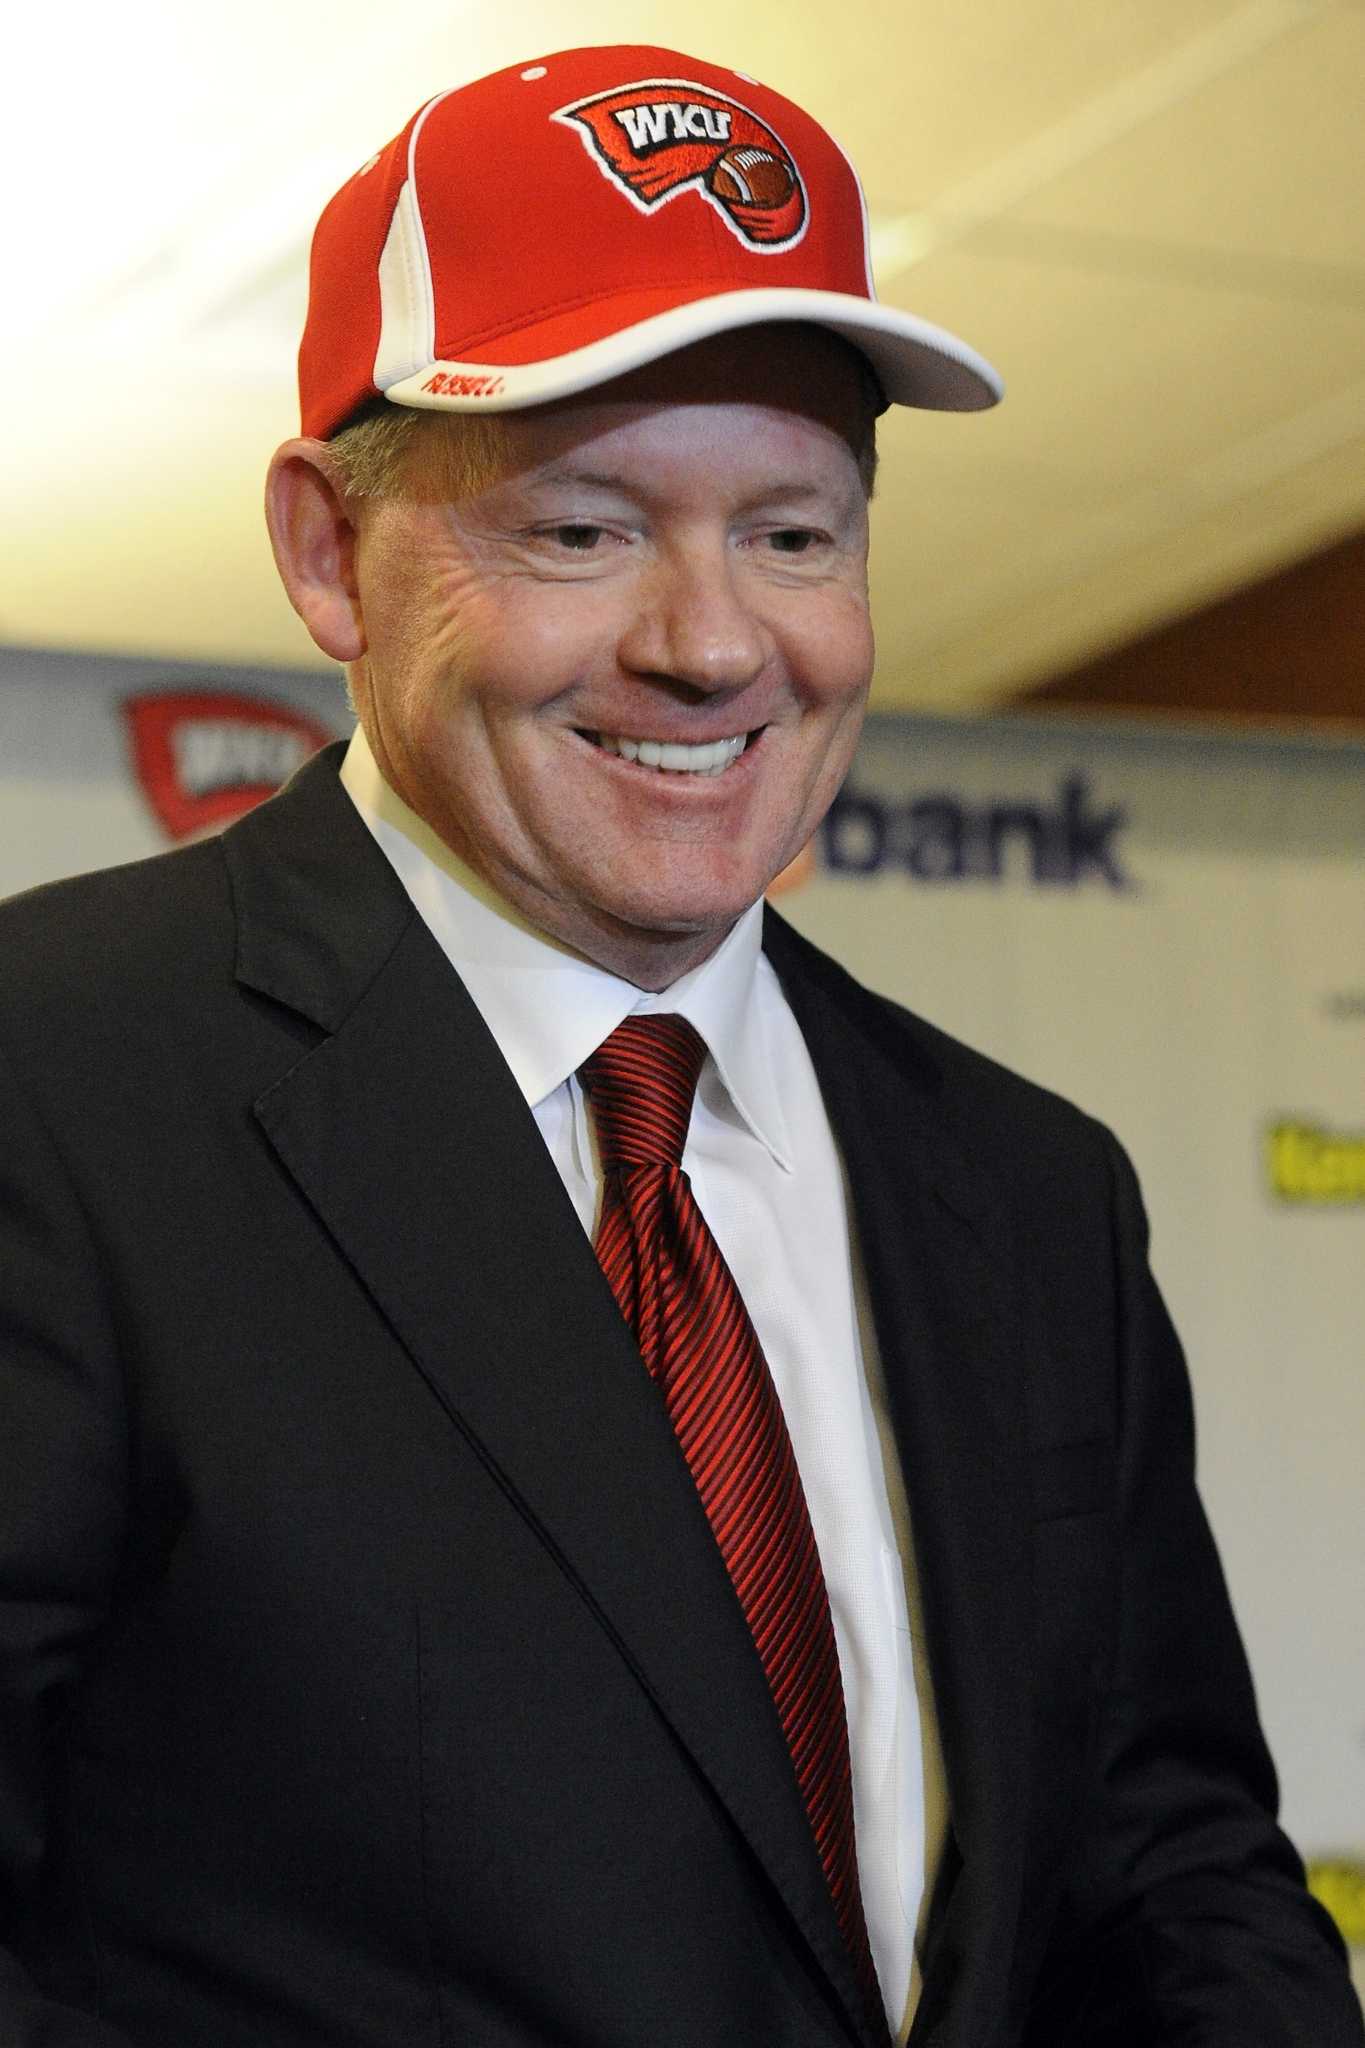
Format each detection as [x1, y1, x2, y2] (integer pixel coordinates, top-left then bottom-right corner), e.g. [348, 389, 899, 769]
[328, 403, 509, 502]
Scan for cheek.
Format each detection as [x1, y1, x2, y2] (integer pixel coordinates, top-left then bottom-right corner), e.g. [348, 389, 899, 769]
[801, 705, 867, 822]
[431, 588, 603, 729]
[794, 595, 875, 712]
[375, 609, 510, 759]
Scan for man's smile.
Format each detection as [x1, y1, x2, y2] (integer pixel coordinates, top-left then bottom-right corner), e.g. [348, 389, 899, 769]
[578, 730, 760, 776]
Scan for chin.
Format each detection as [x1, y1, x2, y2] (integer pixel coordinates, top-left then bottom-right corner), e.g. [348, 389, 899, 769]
[605, 875, 769, 936]
[612, 846, 783, 922]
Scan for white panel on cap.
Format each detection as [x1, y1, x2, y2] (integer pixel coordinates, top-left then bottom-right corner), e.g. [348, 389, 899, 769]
[373, 176, 436, 391]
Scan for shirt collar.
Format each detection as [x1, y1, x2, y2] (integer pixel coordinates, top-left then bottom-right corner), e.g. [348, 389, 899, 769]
[339, 727, 793, 1171]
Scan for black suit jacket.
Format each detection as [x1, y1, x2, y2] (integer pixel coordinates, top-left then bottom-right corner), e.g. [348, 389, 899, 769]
[0, 745, 1357, 2047]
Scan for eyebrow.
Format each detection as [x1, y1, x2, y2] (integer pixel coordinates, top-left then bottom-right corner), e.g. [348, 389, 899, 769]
[528, 467, 845, 508]
[526, 466, 640, 497]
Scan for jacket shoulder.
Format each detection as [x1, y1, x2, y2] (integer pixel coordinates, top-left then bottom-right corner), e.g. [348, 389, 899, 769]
[0, 838, 234, 1032]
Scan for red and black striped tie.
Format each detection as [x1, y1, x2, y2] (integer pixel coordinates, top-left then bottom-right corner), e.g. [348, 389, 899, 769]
[580, 1013, 885, 2030]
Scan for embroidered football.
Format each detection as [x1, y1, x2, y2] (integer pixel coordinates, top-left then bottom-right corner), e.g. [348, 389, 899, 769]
[709, 146, 795, 208]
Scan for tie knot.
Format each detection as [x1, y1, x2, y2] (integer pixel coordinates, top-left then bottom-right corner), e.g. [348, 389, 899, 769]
[580, 1013, 706, 1169]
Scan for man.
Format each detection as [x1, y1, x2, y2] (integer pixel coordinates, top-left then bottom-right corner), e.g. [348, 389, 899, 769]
[0, 43, 1358, 2048]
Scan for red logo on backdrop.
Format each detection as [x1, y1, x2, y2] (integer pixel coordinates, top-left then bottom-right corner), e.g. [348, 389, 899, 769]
[554, 80, 806, 249]
[124, 692, 333, 841]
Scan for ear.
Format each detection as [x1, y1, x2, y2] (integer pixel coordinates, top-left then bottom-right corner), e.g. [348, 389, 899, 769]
[264, 439, 365, 664]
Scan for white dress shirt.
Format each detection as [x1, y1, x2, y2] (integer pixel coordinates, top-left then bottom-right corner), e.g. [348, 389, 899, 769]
[340, 728, 945, 2039]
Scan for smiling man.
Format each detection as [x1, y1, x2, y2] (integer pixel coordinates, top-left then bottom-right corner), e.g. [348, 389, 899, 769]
[1, 42, 1360, 2048]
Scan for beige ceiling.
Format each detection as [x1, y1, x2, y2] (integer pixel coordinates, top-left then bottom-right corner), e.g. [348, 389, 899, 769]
[4, 0, 1363, 713]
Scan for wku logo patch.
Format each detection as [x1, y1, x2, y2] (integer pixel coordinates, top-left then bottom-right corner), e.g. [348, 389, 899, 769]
[554, 78, 806, 249]
[124, 691, 333, 841]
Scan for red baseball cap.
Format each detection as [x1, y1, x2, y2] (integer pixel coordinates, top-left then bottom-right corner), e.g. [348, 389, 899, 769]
[299, 44, 1002, 439]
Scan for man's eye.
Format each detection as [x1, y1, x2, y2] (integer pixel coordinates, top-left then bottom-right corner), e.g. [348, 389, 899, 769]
[549, 523, 607, 551]
[765, 529, 819, 554]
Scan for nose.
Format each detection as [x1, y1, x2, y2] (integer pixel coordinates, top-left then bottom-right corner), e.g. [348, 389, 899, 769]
[616, 539, 770, 697]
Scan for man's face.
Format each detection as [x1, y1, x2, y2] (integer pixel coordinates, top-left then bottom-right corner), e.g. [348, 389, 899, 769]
[349, 327, 875, 986]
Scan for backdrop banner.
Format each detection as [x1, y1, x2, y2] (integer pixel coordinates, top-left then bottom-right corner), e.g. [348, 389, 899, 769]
[2, 643, 1362, 1938]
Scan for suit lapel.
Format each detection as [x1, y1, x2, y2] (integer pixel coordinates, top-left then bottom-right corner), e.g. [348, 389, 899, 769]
[764, 909, 1036, 2048]
[223, 752, 877, 2048]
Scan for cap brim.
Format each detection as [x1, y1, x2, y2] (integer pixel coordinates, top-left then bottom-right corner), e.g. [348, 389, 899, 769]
[381, 286, 1002, 416]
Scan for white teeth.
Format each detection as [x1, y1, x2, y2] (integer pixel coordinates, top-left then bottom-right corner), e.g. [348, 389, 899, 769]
[595, 733, 747, 775]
